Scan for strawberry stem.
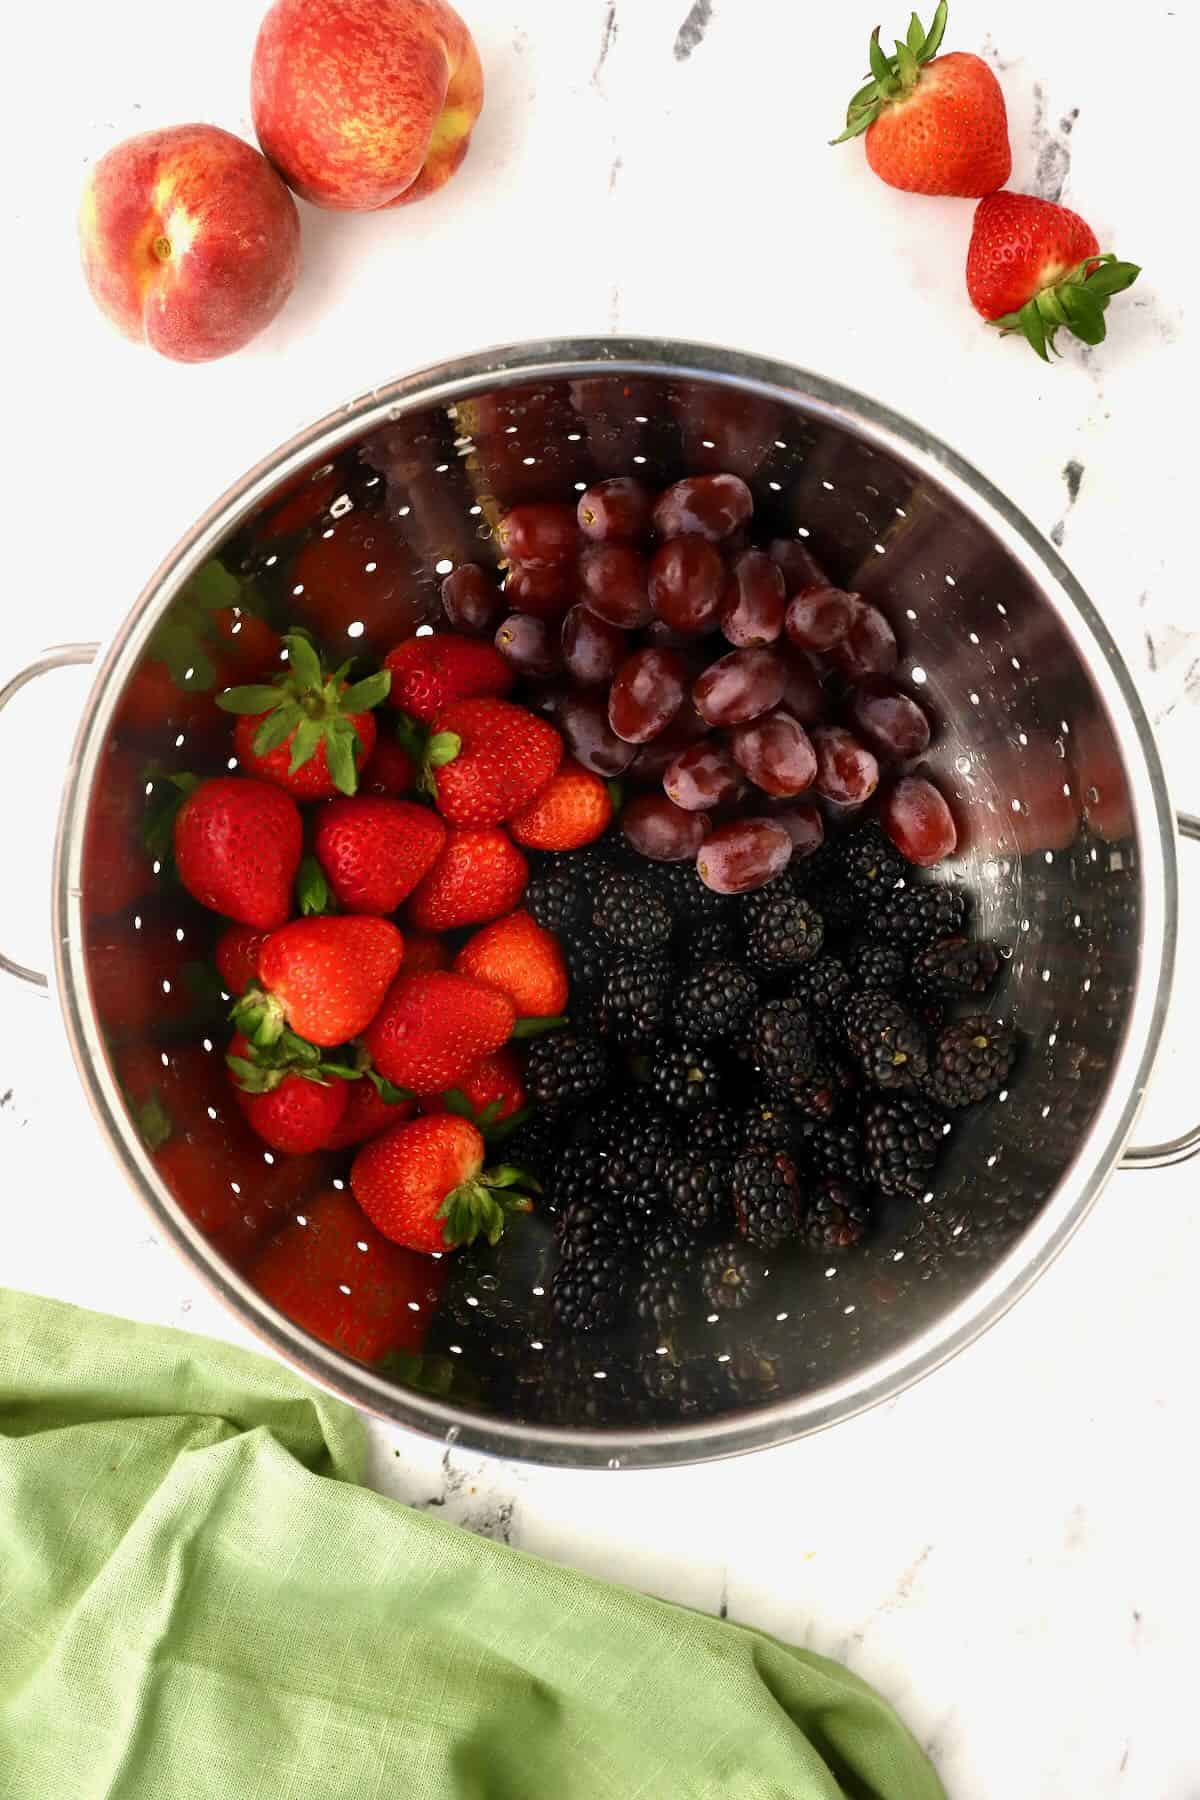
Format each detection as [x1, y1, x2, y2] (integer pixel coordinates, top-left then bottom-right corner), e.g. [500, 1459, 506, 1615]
[831, 0, 949, 142]
[216, 628, 391, 795]
[988, 253, 1141, 361]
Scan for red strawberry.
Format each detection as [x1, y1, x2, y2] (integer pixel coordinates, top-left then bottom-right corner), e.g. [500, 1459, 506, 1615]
[966, 193, 1140, 360]
[240, 916, 405, 1048]
[406, 827, 528, 931]
[364, 970, 515, 1096]
[216, 924, 270, 996]
[426, 698, 562, 827]
[351, 1114, 534, 1254]
[401, 931, 452, 974]
[454, 910, 568, 1019]
[252, 1187, 448, 1361]
[421, 1047, 527, 1127]
[227, 1031, 352, 1153]
[175, 776, 303, 930]
[218, 630, 390, 800]
[833, 5, 1010, 198]
[325, 1076, 417, 1152]
[359, 734, 416, 796]
[313, 796, 446, 914]
[508, 757, 613, 850]
[384, 634, 513, 725]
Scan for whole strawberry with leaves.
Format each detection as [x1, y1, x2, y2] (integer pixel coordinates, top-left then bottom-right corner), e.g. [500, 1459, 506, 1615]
[351, 1113, 537, 1254]
[218, 629, 390, 799]
[234, 915, 405, 1050]
[227, 1029, 358, 1154]
[967, 193, 1140, 361]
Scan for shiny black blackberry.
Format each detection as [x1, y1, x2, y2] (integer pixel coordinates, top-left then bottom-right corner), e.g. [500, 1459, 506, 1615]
[684, 912, 739, 962]
[744, 997, 822, 1100]
[699, 1240, 769, 1312]
[524, 1031, 609, 1108]
[666, 1153, 731, 1233]
[738, 1099, 805, 1154]
[836, 822, 905, 899]
[924, 1015, 1017, 1108]
[647, 1041, 722, 1113]
[786, 954, 852, 1018]
[502, 1109, 565, 1186]
[592, 870, 674, 953]
[642, 1220, 694, 1276]
[594, 955, 671, 1044]
[862, 1093, 950, 1198]
[632, 1269, 693, 1333]
[731, 1148, 802, 1249]
[551, 1201, 634, 1333]
[847, 938, 908, 994]
[650, 857, 732, 924]
[524, 865, 585, 935]
[690, 1105, 746, 1161]
[744, 892, 824, 973]
[599, 1108, 676, 1219]
[910, 934, 1001, 1000]
[673, 959, 760, 1043]
[796, 1116, 865, 1186]
[843, 991, 929, 1091]
[800, 1178, 871, 1252]
[540, 1135, 604, 1218]
[563, 922, 618, 1004]
[863, 881, 967, 949]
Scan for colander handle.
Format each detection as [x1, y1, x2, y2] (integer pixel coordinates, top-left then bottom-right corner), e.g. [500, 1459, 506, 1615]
[1121, 812, 1200, 1171]
[0, 642, 100, 990]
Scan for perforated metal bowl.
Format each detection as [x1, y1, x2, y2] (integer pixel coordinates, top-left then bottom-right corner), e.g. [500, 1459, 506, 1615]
[6, 340, 1196, 1468]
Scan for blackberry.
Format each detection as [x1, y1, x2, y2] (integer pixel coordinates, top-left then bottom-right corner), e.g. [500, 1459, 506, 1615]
[864, 881, 967, 949]
[684, 912, 739, 962]
[524, 1031, 609, 1108]
[564, 922, 618, 1003]
[744, 893, 824, 973]
[595, 955, 671, 1044]
[738, 1099, 805, 1154]
[599, 1108, 676, 1220]
[666, 1153, 731, 1233]
[911, 934, 1001, 1000]
[691, 1105, 747, 1161]
[843, 991, 929, 1091]
[502, 1109, 565, 1186]
[650, 858, 732, 925]
[862, 1093, 950, 1198]
[731, 1148, 803, 1249]
[673, 959, 760, 1043]
[796, 1116, 865, 1186]
[700, 1240, 769, 1312]
[541, 1135, 605, 1218]
[847, 938, 908, 994]
[632, 1268, 693, 1333]
[800, 1177, 871, 1252]
[786, 954, 852, 1018]
[592, 870, 674, 953]
[744, 997, 822, 1100]
[647, 1041, 722, 1114]
[524, 866, 584, 935]
[836, 822, 905, 899]
[551, 1202, 633, 1333]
[925, 1015, 1017, 1108]
[642, 1220, 694, 1275]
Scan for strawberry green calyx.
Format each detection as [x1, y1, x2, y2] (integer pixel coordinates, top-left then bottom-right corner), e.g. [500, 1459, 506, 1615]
[987, 253, 1141, 361]
[135, 1096, 174, 1153]
[832, 1, 949, 143]
[296, 855, 335, 917]
[217, 630, 390, 796]
[436, 1162, 539, 1249]
[227, 1026, 361, 1093]
[231, 981, 288, 1049]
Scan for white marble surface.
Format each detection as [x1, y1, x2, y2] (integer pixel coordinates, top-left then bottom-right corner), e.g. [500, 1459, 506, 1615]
[4, 2, 1199, 1793]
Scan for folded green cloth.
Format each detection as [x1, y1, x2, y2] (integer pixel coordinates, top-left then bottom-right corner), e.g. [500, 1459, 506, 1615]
[0, 1289, 943, 1799]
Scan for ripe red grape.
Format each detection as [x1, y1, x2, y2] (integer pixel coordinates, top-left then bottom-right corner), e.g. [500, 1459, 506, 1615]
[826, 600, 898, 679]
[768, 537, 829, 592]
[608, 648, 688, 743]
[881, 776, 957, 867]
[697, 818, 793, 894]
[496, 503, 579, 569]
[664, 739, 744, 811]
[494, 613, 561, 678]
[561, 605, 627, 687]
[577, 477, 653, 542]
[693, 647, 786, 727]
[626, 707, 709, 784]
[778, 649, 827, 727]
[505, 562, 575, 619]
[811, 726, 880, 806]
[579, 543, 653, 627]
[441, 563, 503, 636]
[728, 710, 817, 797]
[846, 679, 931, 761]
[784, 584, 855, 652]
[558, 694, 638, 775]
[765, 799, 824, 857]
[720, 550, 785, 647]
[653, 473, 753, 542]
[648, 538, 725, 634]
[622, 792, 711, 860]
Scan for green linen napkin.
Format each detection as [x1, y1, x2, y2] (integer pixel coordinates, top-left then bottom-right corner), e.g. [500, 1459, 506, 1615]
[0, 1288, 944, 1800]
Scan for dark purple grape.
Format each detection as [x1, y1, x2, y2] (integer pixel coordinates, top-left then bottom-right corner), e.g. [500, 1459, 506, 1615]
[778, 649, 827, 727]
[441, 564, 503, 636]
[494, 613, 561, 678]
[577, 477, 653, 542]
[561, 605, 627, 687]
[846, 679, 931, 760]
[811, 726, 880, 806]
[881, 776, 957, 867]
[648, 538, 725, 635]
[622, 792, 712, 861]
[768, 537, 829, 592]
[728, 710, 817, 797]
[784, 585, 855, 652]
[496, 503, 578, 568]
[693, 648, 786, 727]
[559, 694, 638, 775]
[720, 550, 785, 647]
[765, 799, 825, 856]
[579, 543, 653, 628]
[653, 473, 753, 542]
[663, 740, 744, 811]
[826, 601, 898, 679]
[697, 819, 792, 894]
[608, 648, 688, 744]
[504, 562, 574, 618]
[626, 707, 709, 784]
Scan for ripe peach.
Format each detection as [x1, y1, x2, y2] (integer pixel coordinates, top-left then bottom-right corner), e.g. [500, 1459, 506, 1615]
[79, 124, 300, 362]
[251, 0, 484, 211]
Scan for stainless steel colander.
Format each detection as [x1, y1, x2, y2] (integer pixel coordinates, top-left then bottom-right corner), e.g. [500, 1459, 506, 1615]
[4, 339, 1196, 1469]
